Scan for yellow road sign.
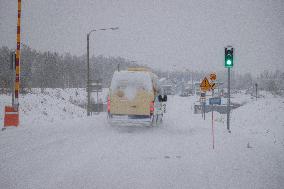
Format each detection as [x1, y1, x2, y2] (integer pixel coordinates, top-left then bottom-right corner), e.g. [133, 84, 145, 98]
[210, 73, 216, 81]
[200, 77, 211, 91]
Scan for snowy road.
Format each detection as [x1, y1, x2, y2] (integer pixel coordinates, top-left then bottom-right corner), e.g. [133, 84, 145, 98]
[1, 94, 284, 189]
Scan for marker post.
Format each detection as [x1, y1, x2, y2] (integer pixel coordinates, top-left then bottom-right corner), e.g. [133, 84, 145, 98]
[209, 96, 221, 149]
[211, 104, 214, 149]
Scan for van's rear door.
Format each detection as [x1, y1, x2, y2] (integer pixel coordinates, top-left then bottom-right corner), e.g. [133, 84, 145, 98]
[110, 90, 154, 116]
[109, 71, 155, 116]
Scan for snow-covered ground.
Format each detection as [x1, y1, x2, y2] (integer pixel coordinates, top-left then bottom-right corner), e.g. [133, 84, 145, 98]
[0, 88, 109, 125]
[0, 90, 283, 189]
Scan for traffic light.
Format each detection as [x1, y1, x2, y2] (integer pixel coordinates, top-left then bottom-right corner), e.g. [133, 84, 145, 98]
[225, 47, 233, 68]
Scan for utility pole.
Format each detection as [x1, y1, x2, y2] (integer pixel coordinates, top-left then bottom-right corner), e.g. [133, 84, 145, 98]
[87, 33, 90, 116]
[86, 27, 119, 116]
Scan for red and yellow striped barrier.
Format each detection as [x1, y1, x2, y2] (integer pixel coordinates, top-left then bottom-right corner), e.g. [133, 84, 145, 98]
[15, 0, 21, 104]
[4, 0, 21, 127]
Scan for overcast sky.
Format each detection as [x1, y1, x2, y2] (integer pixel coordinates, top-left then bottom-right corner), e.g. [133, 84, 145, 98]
[0, 0, 283, 74]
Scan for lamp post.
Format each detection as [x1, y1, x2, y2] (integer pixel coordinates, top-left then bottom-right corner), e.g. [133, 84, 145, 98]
[86, 27, 119, 116]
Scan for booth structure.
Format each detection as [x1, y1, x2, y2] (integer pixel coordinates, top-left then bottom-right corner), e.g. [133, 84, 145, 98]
[4, 106, 19, 127]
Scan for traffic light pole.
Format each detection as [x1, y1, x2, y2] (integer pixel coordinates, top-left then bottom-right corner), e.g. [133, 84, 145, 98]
[227, 67, 231, 133]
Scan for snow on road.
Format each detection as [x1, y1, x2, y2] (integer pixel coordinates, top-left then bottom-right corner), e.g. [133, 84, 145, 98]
[0, 91, 284, 189]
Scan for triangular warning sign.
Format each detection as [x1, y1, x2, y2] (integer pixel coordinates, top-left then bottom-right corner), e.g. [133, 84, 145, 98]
[200, 77, 211, 91]
[200, 77, 210, 87]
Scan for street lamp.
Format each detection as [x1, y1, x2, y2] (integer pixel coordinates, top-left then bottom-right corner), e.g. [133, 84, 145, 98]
[86, 27, 119, 116]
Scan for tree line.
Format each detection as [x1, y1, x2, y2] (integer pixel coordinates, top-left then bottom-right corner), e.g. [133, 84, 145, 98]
[0, 45, 140, 93]
[0, 45, 283, 95]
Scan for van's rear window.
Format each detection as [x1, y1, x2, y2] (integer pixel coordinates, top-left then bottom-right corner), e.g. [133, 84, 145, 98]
[110, 71, 153, 92]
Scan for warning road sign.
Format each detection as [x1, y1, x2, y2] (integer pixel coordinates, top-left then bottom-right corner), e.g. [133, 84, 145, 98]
[210, 73, 216, 81]
[200, 77, 211, 91]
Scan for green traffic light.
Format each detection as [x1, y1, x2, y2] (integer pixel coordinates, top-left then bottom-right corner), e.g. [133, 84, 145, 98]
[226, 59, 232, 65]
[224, 47, 233, 68]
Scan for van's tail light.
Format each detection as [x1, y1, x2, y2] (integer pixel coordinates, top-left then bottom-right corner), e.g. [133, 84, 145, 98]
[107, 96, 110, 112]
[150, 101, 154, 113]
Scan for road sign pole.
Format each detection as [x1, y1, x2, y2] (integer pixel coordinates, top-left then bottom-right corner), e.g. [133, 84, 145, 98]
[212, 104, 214, 149]
[227, 67, 231, 133]
[201, 104, 204, 119]
[96, 90, 99, 114]
[203, 101, 206, 120]
[255, 83, 258, 100]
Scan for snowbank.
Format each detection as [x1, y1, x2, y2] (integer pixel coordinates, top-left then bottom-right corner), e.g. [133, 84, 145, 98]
[0, 91, 283, 189]
[0, 89, 87, 126]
